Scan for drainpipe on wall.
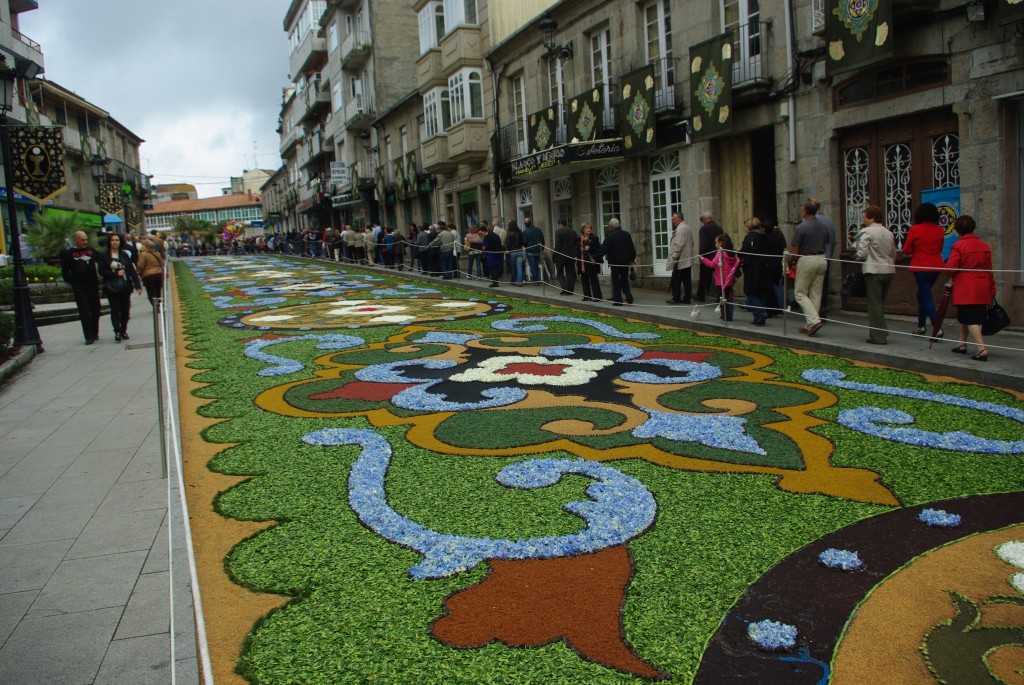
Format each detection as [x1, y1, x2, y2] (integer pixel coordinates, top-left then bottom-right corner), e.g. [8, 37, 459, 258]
[784, 0, 797, 163]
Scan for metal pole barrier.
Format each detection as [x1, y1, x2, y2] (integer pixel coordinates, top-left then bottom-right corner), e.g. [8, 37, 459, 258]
[782, 253, 790, 336]
[152, 297, 167, 479]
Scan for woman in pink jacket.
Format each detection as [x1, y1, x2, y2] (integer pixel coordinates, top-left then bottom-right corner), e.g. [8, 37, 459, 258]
[700, 233, 740, 320]
[946, 215, 996, 361]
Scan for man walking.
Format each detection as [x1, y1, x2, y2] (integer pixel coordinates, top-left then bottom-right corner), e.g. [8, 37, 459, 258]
[811, 198, 837, 318]
[666, 211, 696, 304]
[790, 201, 830, 336]
[553, 219, 579, 295]
[60, 231, 102, 345]
[522, 216, 545, 284]
[600, 218, 636, 306]
[695, 211, 723, 301]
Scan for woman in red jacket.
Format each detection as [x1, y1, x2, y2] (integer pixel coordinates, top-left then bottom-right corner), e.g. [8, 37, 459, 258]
[902, 203, 945, 337]
[945, 215, 996, 361]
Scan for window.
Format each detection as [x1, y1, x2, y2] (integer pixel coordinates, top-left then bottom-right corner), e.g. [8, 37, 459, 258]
[547, 58, 566, 144]
[723, 0, 762, 84]
[512, 74, 527, 156]
[423, 87, 451, 138]
[443, 0, 477, 33]
[644, 0, 674, 110]
[836, 59, 950, 109]
[418, 1, 445, 54]
[649, 153, 681, 274]
[596, 166, 620, 243]
[332, 82, 343, 112]
[590, 29, 613, 125]
[328, 23, 338, 52]
[449, 68, 483, 124]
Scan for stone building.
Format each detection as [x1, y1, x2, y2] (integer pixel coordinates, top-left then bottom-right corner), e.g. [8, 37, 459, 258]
[484, 0, 1024, 318]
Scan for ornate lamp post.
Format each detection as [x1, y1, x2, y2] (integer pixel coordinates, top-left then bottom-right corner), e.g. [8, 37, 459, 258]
[0, 55, 42, 351]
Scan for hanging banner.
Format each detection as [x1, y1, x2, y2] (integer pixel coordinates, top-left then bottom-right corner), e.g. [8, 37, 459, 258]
[527, 107, 557, 153]
[393, 158, 407, 200]
[125, 206, 144, 229]
[826, 0, 893, 76]
[568, 87, 603, 143]
[375, 166, 386, 204]
[998, 0, 1024, 24]
[620, 65, 656, 159]
[688, 34, 734, 143]
[99, 184, 124, 215]
[921, 185, 961, 261]
[9, 126, 67, 203]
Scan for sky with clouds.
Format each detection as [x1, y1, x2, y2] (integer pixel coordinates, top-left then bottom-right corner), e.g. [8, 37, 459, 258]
[21, 1, 290, 198]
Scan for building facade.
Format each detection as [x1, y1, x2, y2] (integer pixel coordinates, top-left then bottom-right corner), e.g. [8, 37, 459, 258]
[275, 0, 1024, 322]
[27, 78, 147, 236]
[145, 193, 264, 233]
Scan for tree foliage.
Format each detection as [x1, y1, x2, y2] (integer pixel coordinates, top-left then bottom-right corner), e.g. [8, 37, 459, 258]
[25, 210, 85, 261]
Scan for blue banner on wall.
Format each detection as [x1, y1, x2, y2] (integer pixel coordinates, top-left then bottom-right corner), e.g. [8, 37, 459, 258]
[921, 186, 960, 260]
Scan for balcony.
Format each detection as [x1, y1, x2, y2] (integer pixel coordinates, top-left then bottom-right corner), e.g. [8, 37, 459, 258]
[340, 30, 372, 70]
[7, 26, 43, 70]
[445, 119, 488, 163]
[280, 127, 300, 157]
[649, 57, 679, 113]
[298, 76, 332, 124]
[301, 132, 333, 169]
[61, 126, 82, 152]
[417, 48, 445, 91]
[731, 22, 772, 96]
[289, 30, 327, 80]
[440, 25, 483, 73]
[421, 135, 457, 174]
[344, 93, 375, 128]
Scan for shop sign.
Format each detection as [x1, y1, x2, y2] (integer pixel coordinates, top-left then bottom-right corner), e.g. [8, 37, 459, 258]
[508, 139, 623, 177]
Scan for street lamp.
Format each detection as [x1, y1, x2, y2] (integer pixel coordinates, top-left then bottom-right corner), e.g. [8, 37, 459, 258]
[0, 55, 42, 351]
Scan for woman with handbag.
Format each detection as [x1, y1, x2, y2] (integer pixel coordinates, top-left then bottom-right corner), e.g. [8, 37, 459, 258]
[902, 203, 945, 338]
[578, 223, 604, 302]
[99, 233, 142, 342]
[945, 215, 996, 361]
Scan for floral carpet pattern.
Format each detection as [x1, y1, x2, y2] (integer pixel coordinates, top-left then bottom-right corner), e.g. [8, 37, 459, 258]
[175, 256, 1024, 684]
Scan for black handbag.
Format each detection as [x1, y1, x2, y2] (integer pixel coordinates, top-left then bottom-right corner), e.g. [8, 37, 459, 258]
[841, 271, 866, 297]
[982, 299, 1011, 335]
[104, 276, 130, 295]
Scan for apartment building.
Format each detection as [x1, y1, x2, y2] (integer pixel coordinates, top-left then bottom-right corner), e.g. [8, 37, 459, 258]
[277, 0, 421, 235]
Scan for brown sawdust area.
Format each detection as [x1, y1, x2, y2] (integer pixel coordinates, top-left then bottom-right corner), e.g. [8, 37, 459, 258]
[173, 283, 287, 685]
[832, 524, 1024, 685]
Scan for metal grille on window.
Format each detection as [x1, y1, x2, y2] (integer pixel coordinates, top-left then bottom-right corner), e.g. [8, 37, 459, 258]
[884, 143, 913, 248]
[931, 134, 960, 188]
[843, 147, 869, 249]
[553, 179, 572, 200]
[517, 187, 533, 208]
[810, 0, 825, 33]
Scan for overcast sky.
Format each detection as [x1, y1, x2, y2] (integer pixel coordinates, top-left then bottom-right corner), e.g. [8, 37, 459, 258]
[21, 1, 289, 198]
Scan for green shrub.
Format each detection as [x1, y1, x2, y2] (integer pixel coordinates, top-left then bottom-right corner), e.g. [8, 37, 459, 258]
[0, 265, 64, 305]
[0, 311, 13, 355]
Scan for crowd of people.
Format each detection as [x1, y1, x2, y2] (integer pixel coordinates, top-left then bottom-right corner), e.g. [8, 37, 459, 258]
[64, 207, 999, 360]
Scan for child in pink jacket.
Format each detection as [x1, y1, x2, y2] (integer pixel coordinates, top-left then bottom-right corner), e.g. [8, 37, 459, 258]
[700, 234, 740, 320]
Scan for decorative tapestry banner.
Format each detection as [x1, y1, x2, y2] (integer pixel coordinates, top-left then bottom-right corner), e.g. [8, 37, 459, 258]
[405, 151, 418, 197]
[568, 87, 603, 143]
[619, 65, 656, 159]
[826, 0, 893, 76]
[527, 107, 558, 153]
[125, 206, 144, 229]
[100, 184, 124, 215]
[9, 126, 67, 203]
[997, 0, 1024, 25]
[394, 159, 407, 200]
[375, 166, 386, 204]
[688, 34, 733, 143]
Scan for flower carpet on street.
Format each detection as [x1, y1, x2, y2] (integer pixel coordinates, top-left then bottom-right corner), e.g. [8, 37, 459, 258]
[174, 256, 1024, 685]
